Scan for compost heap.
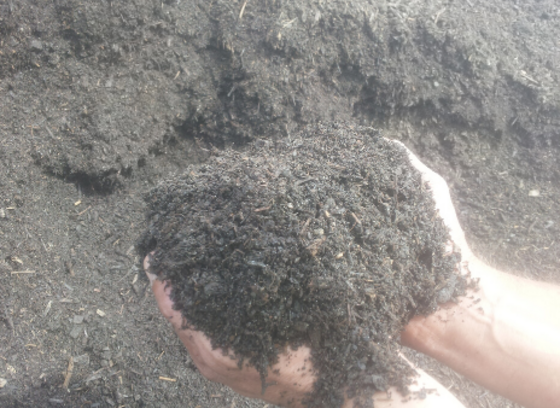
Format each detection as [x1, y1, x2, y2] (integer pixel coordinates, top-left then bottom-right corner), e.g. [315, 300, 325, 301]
[138, 123, 465, 407]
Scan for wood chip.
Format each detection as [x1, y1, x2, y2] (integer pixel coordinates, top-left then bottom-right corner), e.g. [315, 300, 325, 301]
[11, 256, 23, 264]
[96, 309, 106, 317]
[64, 261, 74, 276]
[239, 0, 248, 20]
[11, 270, 35, 274]
[78, 206, 91, 216]
[158, 376, 177, 382]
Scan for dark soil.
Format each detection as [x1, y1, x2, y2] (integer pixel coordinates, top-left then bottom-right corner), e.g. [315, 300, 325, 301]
[138, 124, 464, 407]
[0, 0, 559, 407]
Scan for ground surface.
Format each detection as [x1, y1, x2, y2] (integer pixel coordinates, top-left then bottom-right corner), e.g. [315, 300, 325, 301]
[0, 0, 558, 407]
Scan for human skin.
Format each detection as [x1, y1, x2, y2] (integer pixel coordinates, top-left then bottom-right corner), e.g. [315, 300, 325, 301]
[144, 142, 560, 407]
[401, 257, 560, 408]
[143, 138, 468, 407]
[145, 260, 465, 408]
[399, 142, 560, 408]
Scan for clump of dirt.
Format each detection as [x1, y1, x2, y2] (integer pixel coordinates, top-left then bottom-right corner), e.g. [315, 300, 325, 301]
[138, 123, 464, 407]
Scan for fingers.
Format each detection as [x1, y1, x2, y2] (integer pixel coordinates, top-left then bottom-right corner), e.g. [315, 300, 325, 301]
[365, 354, 466, 408]
[143, 254, 219, 375]
[149, 276, 233, 382]
[340, 353, 466, 408]
[144, 254, 466, 407]
[146, 262, 244, 390]
[143, 253, 157, 285]
[149, 271, 313, 402]
[143, 254, 184, 331]
[143, 254, 314, 406]
[389, 140, 472, 260]
[370, 369, 466, 407]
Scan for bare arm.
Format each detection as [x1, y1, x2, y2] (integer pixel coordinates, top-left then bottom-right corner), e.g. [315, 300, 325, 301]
[401, 258, 560, 408]
[399, 142, 560, 408]
[145, 141, 560, 408]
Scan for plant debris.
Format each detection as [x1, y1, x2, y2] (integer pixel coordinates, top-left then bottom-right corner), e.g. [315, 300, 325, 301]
[138, 123, 465, 407]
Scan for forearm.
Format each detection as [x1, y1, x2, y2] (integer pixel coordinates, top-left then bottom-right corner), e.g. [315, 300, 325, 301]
[401, 257, 560, 408]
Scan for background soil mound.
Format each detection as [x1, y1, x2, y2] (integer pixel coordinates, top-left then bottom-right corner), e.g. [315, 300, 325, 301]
[139, 123, 464, 407]
[2, 0, 559, 192]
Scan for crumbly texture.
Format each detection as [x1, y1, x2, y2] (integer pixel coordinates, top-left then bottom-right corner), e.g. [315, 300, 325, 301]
[138, 123, 464, 407]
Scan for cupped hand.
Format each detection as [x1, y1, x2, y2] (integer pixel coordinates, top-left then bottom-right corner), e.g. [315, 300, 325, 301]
[143, 139, 470, 407]
[391, 140, 473, 262]
[145, 253, 465, 408]
[144, 255, 315, 408]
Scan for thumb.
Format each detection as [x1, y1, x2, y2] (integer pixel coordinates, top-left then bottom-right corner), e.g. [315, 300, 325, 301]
[143, 254, 184, 331]
[390, 139, 472, 260]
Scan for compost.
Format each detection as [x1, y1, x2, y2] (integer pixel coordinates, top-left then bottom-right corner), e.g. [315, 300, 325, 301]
[138, 123, 464, 407]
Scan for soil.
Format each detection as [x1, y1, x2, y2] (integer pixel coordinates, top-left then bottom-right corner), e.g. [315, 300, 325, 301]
[138, 124, 464, 407]
[0, 0, 558, 407]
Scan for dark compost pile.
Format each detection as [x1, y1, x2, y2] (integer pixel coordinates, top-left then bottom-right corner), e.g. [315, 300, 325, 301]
[138, 123, 464, 407]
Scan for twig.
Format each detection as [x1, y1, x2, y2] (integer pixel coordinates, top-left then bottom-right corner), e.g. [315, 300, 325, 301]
[45, 125, 55, 138]
[78, 206, 91, 216]
[434, 8, 446, 25]
[520, 71, 540, 86]
[40, 238, 49, 253]
[239, 1, 248, 20]
[282, 18, 297, 28]
[63, 357, 74, 388]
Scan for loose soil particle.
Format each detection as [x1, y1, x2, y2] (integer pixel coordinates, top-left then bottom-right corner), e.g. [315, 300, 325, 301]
[139, 123, 465, 407]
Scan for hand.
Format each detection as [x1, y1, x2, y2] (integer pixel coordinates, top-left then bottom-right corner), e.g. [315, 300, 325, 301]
[145, 253, 465, 408]
[143, 139, 469, 407]
[391, 140, 473, 263]
[144, 256, 315, 408]
[394, 143, 560, 408]
[146, 141, 560, 408]
[393, 140, 480, 351]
